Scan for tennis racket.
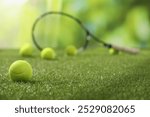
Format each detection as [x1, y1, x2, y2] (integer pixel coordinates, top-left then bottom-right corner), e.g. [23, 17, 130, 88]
[32, 11, 139, 54]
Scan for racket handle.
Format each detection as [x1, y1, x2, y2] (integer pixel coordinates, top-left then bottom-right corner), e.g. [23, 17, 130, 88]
[111, 45, 140, 54]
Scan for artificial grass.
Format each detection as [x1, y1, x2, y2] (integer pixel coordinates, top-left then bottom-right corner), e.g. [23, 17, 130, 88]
[0, 48, 150, 100]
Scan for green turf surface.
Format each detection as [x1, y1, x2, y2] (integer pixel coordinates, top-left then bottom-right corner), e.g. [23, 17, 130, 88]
[0, 48, 150, 100]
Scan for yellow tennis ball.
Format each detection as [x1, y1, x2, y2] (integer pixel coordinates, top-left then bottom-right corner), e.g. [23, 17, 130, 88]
[19, 44, 33, 57]
[9, 60, 33, 81]
[41, 48, 56, 60]
[109, 48, 119, 55]
[66, 45, 77, 56]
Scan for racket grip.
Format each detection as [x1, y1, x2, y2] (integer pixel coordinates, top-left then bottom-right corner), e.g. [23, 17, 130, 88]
[111, 45, 140, 54]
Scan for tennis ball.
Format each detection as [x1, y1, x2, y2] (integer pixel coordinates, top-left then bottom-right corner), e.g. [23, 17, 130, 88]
[41, 48, 56, 60]
[66, 45, 77, 56]
[19, 44, 33, 57]
[109, 48, 119, 55]
[9, 60, 33, 81]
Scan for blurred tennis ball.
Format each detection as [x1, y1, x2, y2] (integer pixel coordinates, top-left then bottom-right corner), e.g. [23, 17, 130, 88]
[9, 60, 33, 82]
[19, 44, 33, 57]
[66, 45, 77, 56]
[41, 48, 56, 60]
[109, 48, 119, 55]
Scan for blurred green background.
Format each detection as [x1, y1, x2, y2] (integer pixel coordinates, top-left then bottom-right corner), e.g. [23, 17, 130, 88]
[0, 0, 149, 49]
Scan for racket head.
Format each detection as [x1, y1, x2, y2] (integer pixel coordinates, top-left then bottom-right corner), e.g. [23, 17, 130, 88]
[32, 12, 87, 51]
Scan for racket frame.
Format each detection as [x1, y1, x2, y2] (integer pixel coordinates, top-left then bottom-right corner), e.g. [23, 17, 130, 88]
[32, 11, 139, 54]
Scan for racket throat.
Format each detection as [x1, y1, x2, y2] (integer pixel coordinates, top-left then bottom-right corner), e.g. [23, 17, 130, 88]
[104, 43, 112, 48]
[84, 34, 91, 49]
